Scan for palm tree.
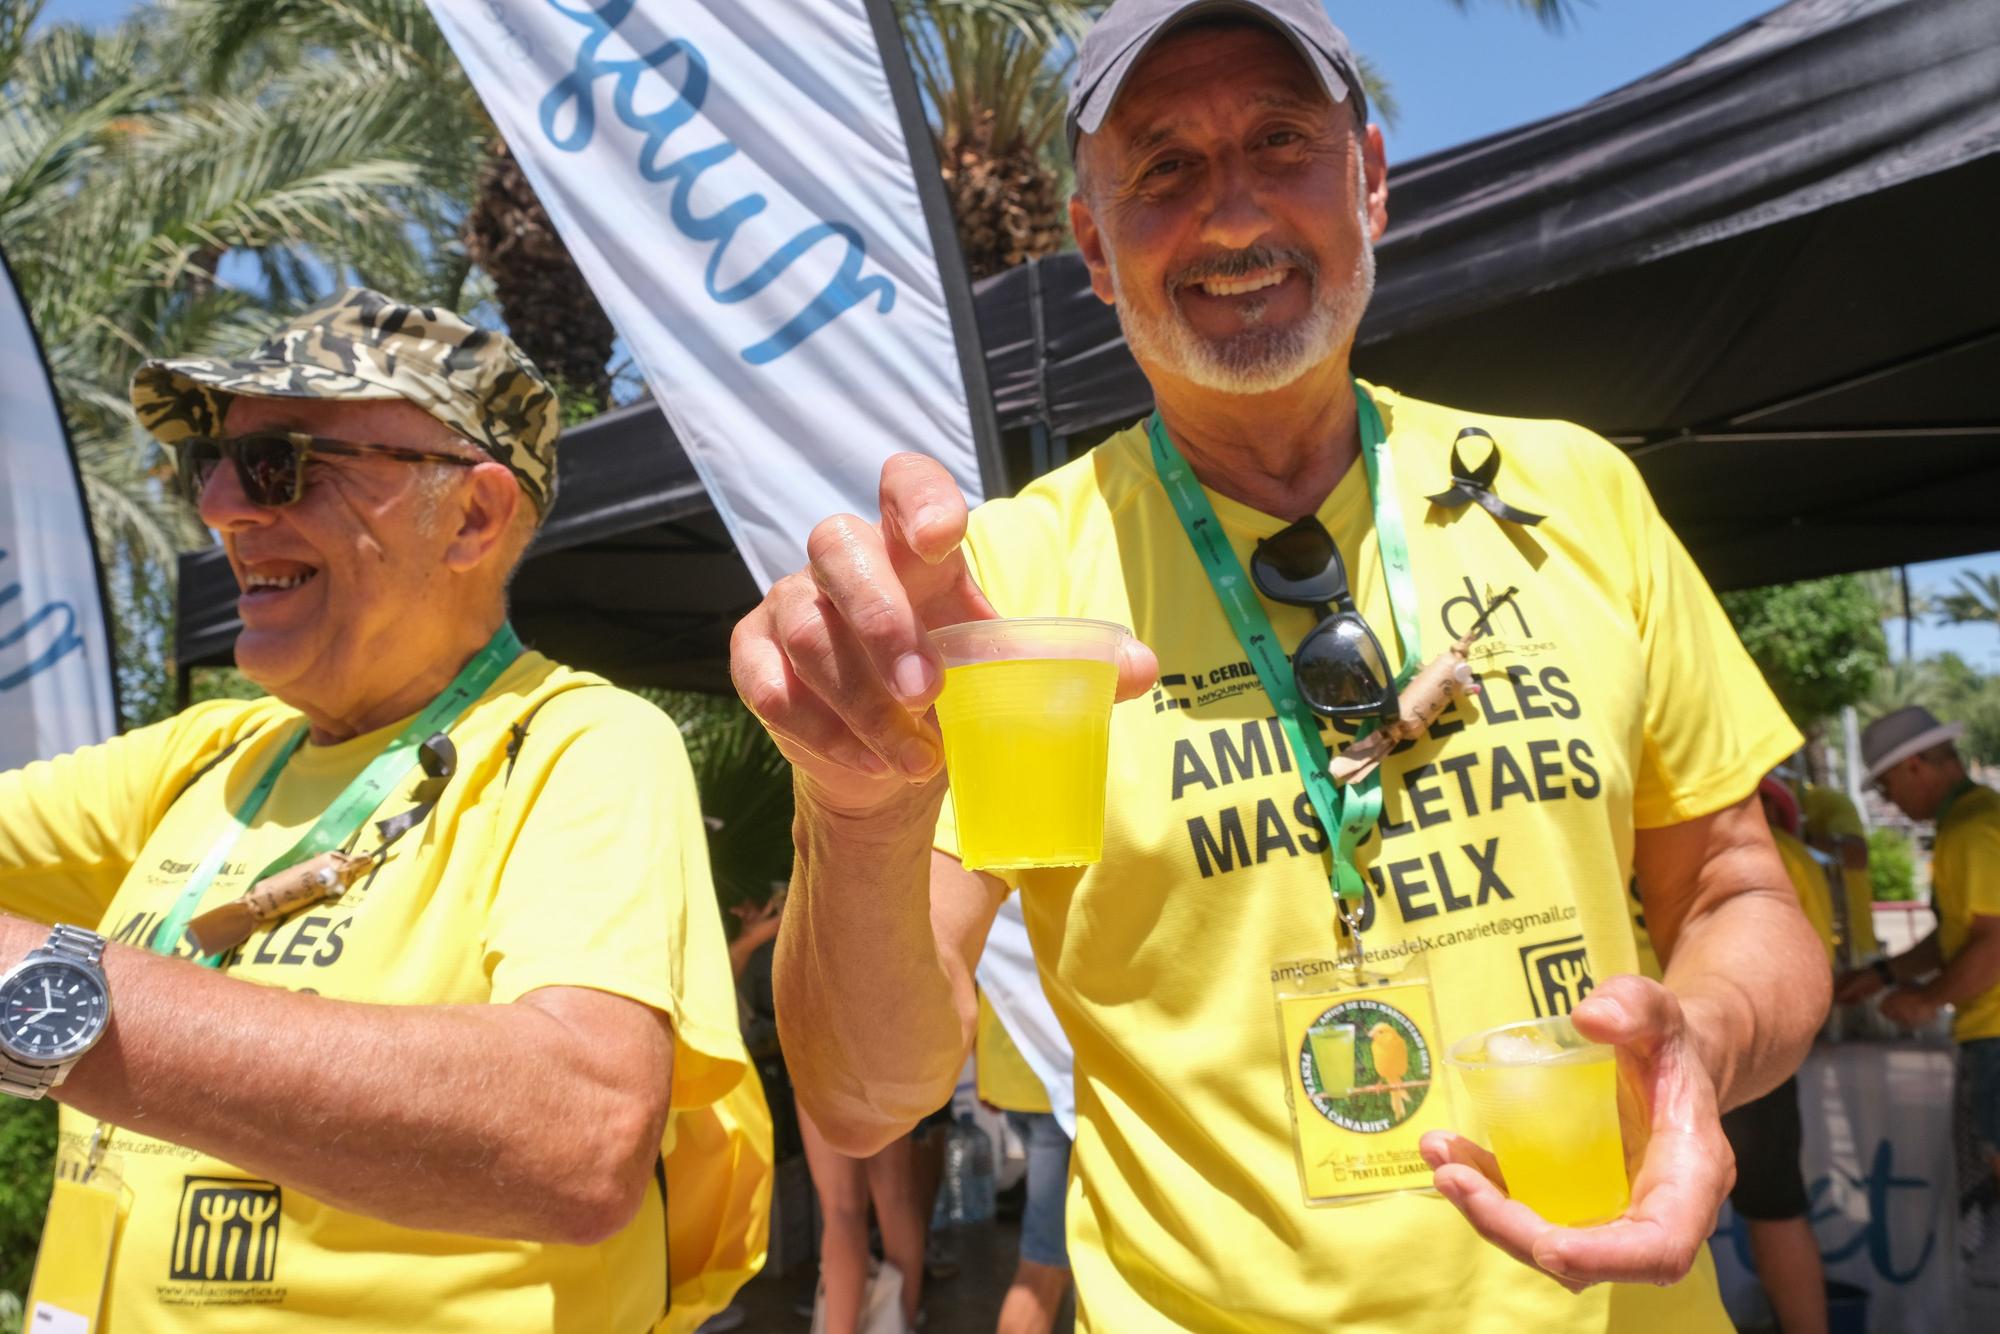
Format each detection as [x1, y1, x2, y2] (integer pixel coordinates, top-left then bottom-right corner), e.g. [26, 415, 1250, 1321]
[5, 0, 510, 720]
[171, 0, 617, 412]
[897, 0, 1098, 280]
[1935, 570, 2000, 637]
[649, 690, 796, 910]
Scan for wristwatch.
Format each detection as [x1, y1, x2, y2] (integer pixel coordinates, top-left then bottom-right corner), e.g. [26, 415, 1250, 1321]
[0, 925, 112, 1099]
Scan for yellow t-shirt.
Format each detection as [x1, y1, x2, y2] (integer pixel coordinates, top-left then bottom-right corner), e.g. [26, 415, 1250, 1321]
[978, 991, 1054, 1114]
[1771, 827, 1837, 961]
[0, 652, 769, 1332]
[935, 386, 1799, 1333]
[1934, 783, 2000, 1042]
[1802, 785, 1863, 840]
[1800, 785, 1880, 958]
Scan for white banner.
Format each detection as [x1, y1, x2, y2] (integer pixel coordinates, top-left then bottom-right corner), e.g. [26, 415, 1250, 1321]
[976, 894, 1076, 1136]
[1711, 1041, 1968, 1334]
[430, 0, 998, 590]
[0, 248, 119, 767]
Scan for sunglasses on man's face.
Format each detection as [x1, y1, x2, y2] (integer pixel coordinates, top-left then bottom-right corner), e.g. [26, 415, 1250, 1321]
[1250, 515, 1401, 722]
[171, 431, 479, 509]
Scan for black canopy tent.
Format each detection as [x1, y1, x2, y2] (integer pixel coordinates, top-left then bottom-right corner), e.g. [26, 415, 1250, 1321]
[175, 0, 2000, 693]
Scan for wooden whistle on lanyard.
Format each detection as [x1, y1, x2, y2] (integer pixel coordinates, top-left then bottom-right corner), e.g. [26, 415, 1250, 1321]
[183, 850, 370, 956]
[1327, 588, 1521, 788]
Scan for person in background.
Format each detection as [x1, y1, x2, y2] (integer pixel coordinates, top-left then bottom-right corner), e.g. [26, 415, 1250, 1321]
[1712, 777, 1833, 1334]
[698, 894, 792, 1334]
[1838, 708, 2000, 1205]
[976, 894, 1076, 1334]
[1802, 784, 1880, 962]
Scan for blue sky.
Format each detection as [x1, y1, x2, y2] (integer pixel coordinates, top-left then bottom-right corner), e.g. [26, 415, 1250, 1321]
[38, 0, 1999, 653]
[40, 0, 128, 27]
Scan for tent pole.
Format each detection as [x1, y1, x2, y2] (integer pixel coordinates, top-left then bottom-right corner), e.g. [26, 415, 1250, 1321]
[1900, 565, 1913, 660]
[861, 0, 1008, 499]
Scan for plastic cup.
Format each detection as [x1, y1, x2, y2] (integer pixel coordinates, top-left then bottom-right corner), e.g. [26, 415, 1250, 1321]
[930, 617, 1129, 871]
[1446, 1015, 1629, 1227]
[1307, 1023, 1356, 1098]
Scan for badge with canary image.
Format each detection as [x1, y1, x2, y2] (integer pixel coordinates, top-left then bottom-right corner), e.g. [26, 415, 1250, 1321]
[1273, 965, 1455, 1205]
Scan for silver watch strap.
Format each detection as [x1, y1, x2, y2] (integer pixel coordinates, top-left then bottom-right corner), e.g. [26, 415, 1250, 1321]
[0, 1056, 63, 1099]
[43, 924, 107, 968]
[0, 925, 109, 1099]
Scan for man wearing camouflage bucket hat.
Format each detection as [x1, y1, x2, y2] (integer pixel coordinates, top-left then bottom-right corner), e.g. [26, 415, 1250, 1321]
[0, 288, 770, 1330]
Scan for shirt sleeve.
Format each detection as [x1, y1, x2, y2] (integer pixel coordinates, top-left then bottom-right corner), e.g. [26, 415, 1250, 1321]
[1612, 446, 1802, 828]
[481, 688, 745, 1109]
[0, 702, 256, 928]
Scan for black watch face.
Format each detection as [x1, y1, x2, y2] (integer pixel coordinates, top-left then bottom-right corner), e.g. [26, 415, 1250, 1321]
[2, 961, 108, 1063]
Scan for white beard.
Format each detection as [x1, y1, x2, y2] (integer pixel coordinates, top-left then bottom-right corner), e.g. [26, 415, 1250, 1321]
[1109, 161, 1376, 395]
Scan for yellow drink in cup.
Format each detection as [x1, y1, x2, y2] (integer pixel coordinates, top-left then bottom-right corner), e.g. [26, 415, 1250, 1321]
[931, 618, 1129, 871]
[1447, 1016, 1629, 1227]
[1307, 1023, 1356, 1097]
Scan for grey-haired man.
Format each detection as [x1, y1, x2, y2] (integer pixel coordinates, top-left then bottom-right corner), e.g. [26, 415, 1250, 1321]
[0, 289, 763, 1330]
[735, 3, 1828, 1329]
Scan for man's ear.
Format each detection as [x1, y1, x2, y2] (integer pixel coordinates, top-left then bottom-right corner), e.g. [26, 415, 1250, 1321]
[442, 462, 523, 574]
[1363, 122, 1389, 243]
[1073, 192, 1116, 307]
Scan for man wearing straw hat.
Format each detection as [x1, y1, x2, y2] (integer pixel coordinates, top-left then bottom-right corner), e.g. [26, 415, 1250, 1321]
[734, 1, 1831, 1329]
[0, 289, 767, 1331]
[1839, 705, 2000, 1194]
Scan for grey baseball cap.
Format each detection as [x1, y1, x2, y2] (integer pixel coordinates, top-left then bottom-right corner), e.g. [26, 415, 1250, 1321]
[1066, 0, 1369, 157]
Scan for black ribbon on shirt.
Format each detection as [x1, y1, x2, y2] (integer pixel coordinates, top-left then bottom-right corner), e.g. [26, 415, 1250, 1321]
[1426, 428, 1545, 527]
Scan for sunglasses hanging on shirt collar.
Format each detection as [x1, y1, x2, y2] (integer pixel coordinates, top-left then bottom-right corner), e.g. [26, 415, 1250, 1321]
[1426, 428, 1546, 527]
[1250, 517, 1402, 723]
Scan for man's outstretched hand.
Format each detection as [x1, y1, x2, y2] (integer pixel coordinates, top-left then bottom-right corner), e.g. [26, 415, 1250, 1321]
[1420, 974, 1738, 1292]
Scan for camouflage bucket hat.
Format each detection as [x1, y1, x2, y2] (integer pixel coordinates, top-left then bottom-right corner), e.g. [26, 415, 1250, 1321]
[131, 287, 560, 515]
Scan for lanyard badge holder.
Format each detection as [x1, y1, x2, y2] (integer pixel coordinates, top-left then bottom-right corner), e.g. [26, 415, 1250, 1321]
[25, 1128, 127, 1333]
[1149, 384, 1453, 1205]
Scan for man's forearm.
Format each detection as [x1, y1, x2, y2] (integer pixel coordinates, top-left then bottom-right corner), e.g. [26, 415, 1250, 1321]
[5, 917, 669, 1246]
[1887, 929, 1945, 981]
[1664, 886, 1830, 1112]
[774, 780, 972, 1154]
[1916, 925, 2000, 1007]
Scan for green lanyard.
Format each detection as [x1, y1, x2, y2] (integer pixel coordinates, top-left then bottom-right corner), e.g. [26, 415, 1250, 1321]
[150, 624, 526, 965]
[1147, 382, 1423, 944]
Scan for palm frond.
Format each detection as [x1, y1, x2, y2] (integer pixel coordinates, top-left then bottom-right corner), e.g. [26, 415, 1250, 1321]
[1443, 0, 1585, 32]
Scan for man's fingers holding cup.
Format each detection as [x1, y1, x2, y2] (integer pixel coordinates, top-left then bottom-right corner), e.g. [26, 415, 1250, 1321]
[1115, 634, 1161, 704]
[768, 573, 941, 781]
[731, 606, 893, 778]
[878, 451, 971, 567]
[806, 513, 941, 710]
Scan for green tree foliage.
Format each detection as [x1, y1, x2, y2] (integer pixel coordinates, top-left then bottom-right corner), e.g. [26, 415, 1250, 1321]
[1861, 651, 2000, 769]
[5, 0, 493, 730]
[1913, 652, 2000, 768]
[1935, 570, 2000, 635]
[0, 1098, 55, 1297]
[1867, 828, 1918, 903]
[644, 690, 795, 911]
[1721, 576, 1891, 730]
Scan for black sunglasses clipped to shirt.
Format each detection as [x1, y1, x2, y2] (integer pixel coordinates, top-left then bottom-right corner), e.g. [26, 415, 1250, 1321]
[1250, 515, 1401, 723]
